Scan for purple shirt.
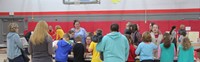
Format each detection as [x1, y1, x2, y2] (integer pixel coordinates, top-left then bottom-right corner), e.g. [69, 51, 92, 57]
[71, 27, 87, 45]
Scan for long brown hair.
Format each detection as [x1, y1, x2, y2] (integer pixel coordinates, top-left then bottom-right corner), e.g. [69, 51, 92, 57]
[125, 34, 133, 44]
[182, 37, 191, 50]
[129, 24, 138, 33]
[163, 33, 171, 48]
[30, 21, 49, 45]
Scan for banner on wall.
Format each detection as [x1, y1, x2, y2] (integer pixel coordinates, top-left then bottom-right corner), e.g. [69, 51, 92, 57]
[185, 26, 191, 31]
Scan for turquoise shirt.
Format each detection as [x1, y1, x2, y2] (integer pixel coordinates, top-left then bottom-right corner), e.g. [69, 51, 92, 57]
[160, 43, 175, 62]
[135, 42, 157, 61]
[178, 45, 194, 62]
[96, 32, 129, 62]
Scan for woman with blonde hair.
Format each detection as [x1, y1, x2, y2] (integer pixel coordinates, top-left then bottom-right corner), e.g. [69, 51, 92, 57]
[55, 25, 65, 40]
[178, 37, 194, 62]
[29, 21, 53, 62]
[7, 23, 24, 62]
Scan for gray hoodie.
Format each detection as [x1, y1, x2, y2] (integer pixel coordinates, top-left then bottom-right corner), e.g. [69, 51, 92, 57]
[7, 32, 23, 59]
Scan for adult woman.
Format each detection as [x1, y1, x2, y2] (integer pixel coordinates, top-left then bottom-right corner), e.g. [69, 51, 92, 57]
[149, 22, 155, 32]
[150, 24, 163, 46]
[71, 20, 87, 45]
[7, 23, 24, 62]
[124, 22, 132, 35]
[178, 24, 186, 36]
[150, 24, 163, 58]
[29, 21, 53, 62]
[170, 26, 177, 50]
[129, 24, 141, 46]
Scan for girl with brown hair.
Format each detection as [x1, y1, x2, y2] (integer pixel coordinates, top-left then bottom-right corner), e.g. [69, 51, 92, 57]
[157, 33, 176, 62]
[135, 31, 157, 62]
[178, 37, 194, 62]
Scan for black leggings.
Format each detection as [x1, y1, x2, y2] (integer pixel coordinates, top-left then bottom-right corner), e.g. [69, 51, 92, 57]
[141, 60, 154, 62]
[172, 38, 177, 51]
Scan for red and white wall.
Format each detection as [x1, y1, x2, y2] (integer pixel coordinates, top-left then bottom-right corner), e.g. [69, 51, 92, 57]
[0, 0, 200, 16]
[0, 0, 200, 43]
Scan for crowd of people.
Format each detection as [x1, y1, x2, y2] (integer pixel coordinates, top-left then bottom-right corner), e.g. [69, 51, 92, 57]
[6, 20, 196, 62]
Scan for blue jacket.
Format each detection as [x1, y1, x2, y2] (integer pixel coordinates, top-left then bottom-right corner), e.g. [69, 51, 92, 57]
[7, 32, 23, 59]
[55, 40, 72, 62]
[96, 32, 129, 62]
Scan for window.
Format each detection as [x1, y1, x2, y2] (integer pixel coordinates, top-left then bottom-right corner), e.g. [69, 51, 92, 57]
[63, 0, 100, 4]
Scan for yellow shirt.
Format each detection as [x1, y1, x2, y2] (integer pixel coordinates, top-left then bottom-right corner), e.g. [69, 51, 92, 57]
[89, 42, 102, 62]
[56, 29, 64, 40]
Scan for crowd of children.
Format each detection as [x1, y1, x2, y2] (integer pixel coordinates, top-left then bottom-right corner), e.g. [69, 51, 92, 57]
[52, 21, 195, 62]
[18, 20, 197, 62]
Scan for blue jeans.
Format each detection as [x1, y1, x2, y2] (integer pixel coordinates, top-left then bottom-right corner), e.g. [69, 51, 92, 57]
[8, 55, 24, 62]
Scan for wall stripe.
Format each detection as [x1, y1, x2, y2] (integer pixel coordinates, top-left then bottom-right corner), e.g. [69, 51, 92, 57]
[0, 8, 200, 16]
[0, 12, 9, 16]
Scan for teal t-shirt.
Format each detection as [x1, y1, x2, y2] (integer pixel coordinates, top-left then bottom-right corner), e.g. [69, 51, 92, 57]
[178, 45, 194, 62]
[160, 43, 175, 62]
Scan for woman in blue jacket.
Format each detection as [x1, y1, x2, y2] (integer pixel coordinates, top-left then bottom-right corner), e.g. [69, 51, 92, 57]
[7, 23, 24, 62]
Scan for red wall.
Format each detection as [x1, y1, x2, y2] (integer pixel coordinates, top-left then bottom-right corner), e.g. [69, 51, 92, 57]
[26, 20, 200, 36]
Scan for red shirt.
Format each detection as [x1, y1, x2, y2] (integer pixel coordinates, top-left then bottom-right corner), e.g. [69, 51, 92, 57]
[49, 30, 55, 40]
[155, 34, 159, 38]
[127, 44, 136, 62]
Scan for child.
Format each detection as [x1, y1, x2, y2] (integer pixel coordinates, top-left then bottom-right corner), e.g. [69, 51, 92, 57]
[68, 30, 75, 41]
[135, 31, 157, 62]
[158, 33, 176, 62]
[125, 34, 136, 62]
[55, 25, 65, 40]
[178, 32, 186, 44]
[88, 29, 103, 62]
[86, 36, 92, 53]
[178, 37, 194, 62]
[55, 33, 72, 62]
[92, 29, 103, 43]
[91, 29, 104, 61]
[73, 35, 85, 62]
